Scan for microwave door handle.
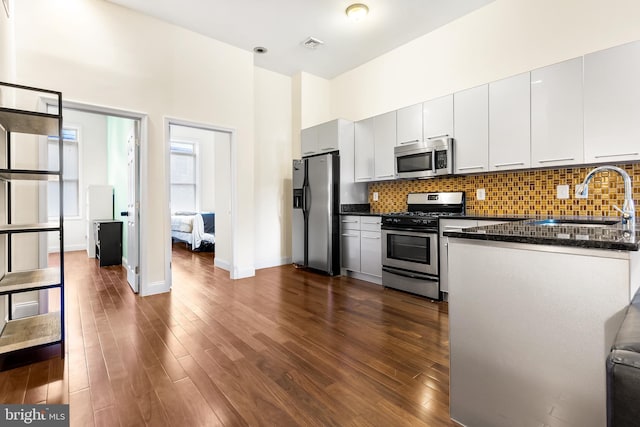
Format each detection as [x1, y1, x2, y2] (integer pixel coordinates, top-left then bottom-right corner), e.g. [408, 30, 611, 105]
[431, 149, 436, 173]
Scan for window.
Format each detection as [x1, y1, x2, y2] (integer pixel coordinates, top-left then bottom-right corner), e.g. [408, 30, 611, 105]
[48, 127, 79, 218]
[170, 141, 197, 212]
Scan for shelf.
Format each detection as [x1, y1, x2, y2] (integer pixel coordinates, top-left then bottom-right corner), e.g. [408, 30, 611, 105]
[0, 223, 60, 234]
[0, 169, 60, 181]
[0, 312, 61, 355]
[0, 268, 60, 295]
[0, 108, 60, 136]
[0, 82, 64, 365]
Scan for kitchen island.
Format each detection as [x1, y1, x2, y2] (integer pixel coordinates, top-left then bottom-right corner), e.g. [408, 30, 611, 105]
[444, 219, 640, 427]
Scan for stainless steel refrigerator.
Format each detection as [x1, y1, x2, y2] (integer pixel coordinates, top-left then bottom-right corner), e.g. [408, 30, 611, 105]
[292, 153, 340, 275]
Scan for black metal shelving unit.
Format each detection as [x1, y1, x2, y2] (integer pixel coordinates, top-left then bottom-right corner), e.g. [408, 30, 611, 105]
[0, 82, 64, 363]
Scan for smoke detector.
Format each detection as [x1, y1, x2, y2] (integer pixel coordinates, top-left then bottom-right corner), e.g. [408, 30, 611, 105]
[302, 37, 324, 50]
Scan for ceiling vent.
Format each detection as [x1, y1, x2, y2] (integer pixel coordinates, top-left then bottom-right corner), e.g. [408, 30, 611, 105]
[302, 37, 324, 50]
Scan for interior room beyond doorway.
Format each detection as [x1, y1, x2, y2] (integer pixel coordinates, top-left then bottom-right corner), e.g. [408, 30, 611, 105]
[168, 122, 232, 287]
[45, 106, 139, 289]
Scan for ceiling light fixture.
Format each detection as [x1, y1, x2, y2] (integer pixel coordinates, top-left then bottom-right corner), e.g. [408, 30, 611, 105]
[345, 3, 369, 22]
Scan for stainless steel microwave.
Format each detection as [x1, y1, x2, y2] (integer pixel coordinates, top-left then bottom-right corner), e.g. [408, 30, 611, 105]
[394, 137, 454, 179]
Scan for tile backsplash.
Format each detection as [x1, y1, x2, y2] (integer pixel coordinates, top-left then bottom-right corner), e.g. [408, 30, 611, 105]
[369, 163, 640, 216]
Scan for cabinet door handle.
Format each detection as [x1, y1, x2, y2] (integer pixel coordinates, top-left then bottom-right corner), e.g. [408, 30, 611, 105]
[537, 157, 574, 163]
[341, 220, 358, 223]
[494, 162, 525, 167]
[457, 165, 485, 171]
[302, 151, 314, 155]
[341, 233, 359, 237]
[594, 152, 639, 159]
[356, 177, 373, 181]
[399, 139, 420, 145]
[427, 134, 449, 140]
[320, 147, 335, 151]
[376, 174, 394, 179]
[362, 236, 381, 240]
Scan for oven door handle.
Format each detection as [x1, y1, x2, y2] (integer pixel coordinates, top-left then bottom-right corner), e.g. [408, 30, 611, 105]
[382, 267, 437, 281]
[381, 226, 438, 233]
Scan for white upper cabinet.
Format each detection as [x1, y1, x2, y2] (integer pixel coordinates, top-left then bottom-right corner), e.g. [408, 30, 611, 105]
[489, 72, 531, 171]
[354, 117, 375, 182]
[531, 57, 584, 168]
[373, 111, 397, 180]
[454, 85, 489, 174]
[584, 40, 640, 164]
[301, 119, 345, 157]
[301, 126, 318, 157]
[396, 103, 423, 146]
[423, 94, 454, 140]
[317, 120, 341, 153]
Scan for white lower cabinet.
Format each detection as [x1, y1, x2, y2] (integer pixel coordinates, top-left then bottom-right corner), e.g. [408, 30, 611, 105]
[341, 232, 361, 272]
[341, 215, 382, 284]
[440, 218, 509, 294]
[360, 231, 382, 277]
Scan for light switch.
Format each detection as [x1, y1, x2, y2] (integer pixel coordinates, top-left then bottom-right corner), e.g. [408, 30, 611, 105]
[476, 188, 486, 201]
[373, 192, 379, 201]
[557, 184, 569, 199]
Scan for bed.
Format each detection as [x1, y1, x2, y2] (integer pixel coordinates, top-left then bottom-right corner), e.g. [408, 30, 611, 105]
[171, 212, 215, 251]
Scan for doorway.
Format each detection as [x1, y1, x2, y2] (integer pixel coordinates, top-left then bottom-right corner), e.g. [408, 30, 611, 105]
[39, 100, 145, 294]
[165, 118, 234, 288]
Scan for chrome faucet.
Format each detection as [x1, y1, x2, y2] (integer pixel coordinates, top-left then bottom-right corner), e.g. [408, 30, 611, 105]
[576, 166, 635, 228]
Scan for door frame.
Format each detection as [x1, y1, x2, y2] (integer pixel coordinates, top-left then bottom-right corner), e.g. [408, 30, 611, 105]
[164, 117, 238, 286]
[39, 98, 148, 293]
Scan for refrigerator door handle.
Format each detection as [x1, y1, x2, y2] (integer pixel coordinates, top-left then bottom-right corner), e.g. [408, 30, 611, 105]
[302, 185, 309, 217]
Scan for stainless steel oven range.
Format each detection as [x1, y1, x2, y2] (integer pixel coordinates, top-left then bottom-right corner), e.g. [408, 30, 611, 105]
[381, 191, 465, 299]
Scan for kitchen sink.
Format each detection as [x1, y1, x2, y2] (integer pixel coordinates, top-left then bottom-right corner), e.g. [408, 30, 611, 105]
[530, 218, 621, 228]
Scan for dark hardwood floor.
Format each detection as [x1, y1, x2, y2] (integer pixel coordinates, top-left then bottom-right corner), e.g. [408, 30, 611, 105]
[0, 244, 455, 426]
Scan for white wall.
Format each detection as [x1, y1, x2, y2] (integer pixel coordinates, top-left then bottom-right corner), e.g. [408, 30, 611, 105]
[14, 0, 256, 291]
[291, 72, 331, 159]
[48, 109, 108, 252]
[330, 0, 640, 121]
[254, 67, 292, 269]
[0, 0, 14, 90]
[107, 116, 134, 261]
[213, 132, 231, 270]
[199, 138, 215, 212]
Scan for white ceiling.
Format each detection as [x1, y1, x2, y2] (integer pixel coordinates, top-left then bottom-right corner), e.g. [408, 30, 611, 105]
[105, 0, 495, 79]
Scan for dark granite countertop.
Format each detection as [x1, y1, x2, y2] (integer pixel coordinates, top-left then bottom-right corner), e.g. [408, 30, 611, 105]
[440, 214, 529, 222]
[339, 211, 382, 216]
[339, 204, 382, 216]
[444, 216, 640, 251]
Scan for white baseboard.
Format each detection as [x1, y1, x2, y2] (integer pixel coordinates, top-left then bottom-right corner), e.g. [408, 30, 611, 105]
[255, 256, 292, 270]
[48, 244, 86, 253]
[13, 301, 39, 318]
[141, 281, 168, 297]
[212, 259, 256, 279]
[214, 258, 231, 271]
[232, 266, 255, 279]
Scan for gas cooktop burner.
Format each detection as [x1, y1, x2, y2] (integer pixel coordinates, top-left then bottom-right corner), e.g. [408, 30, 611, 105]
[384, 211, 462, 218]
